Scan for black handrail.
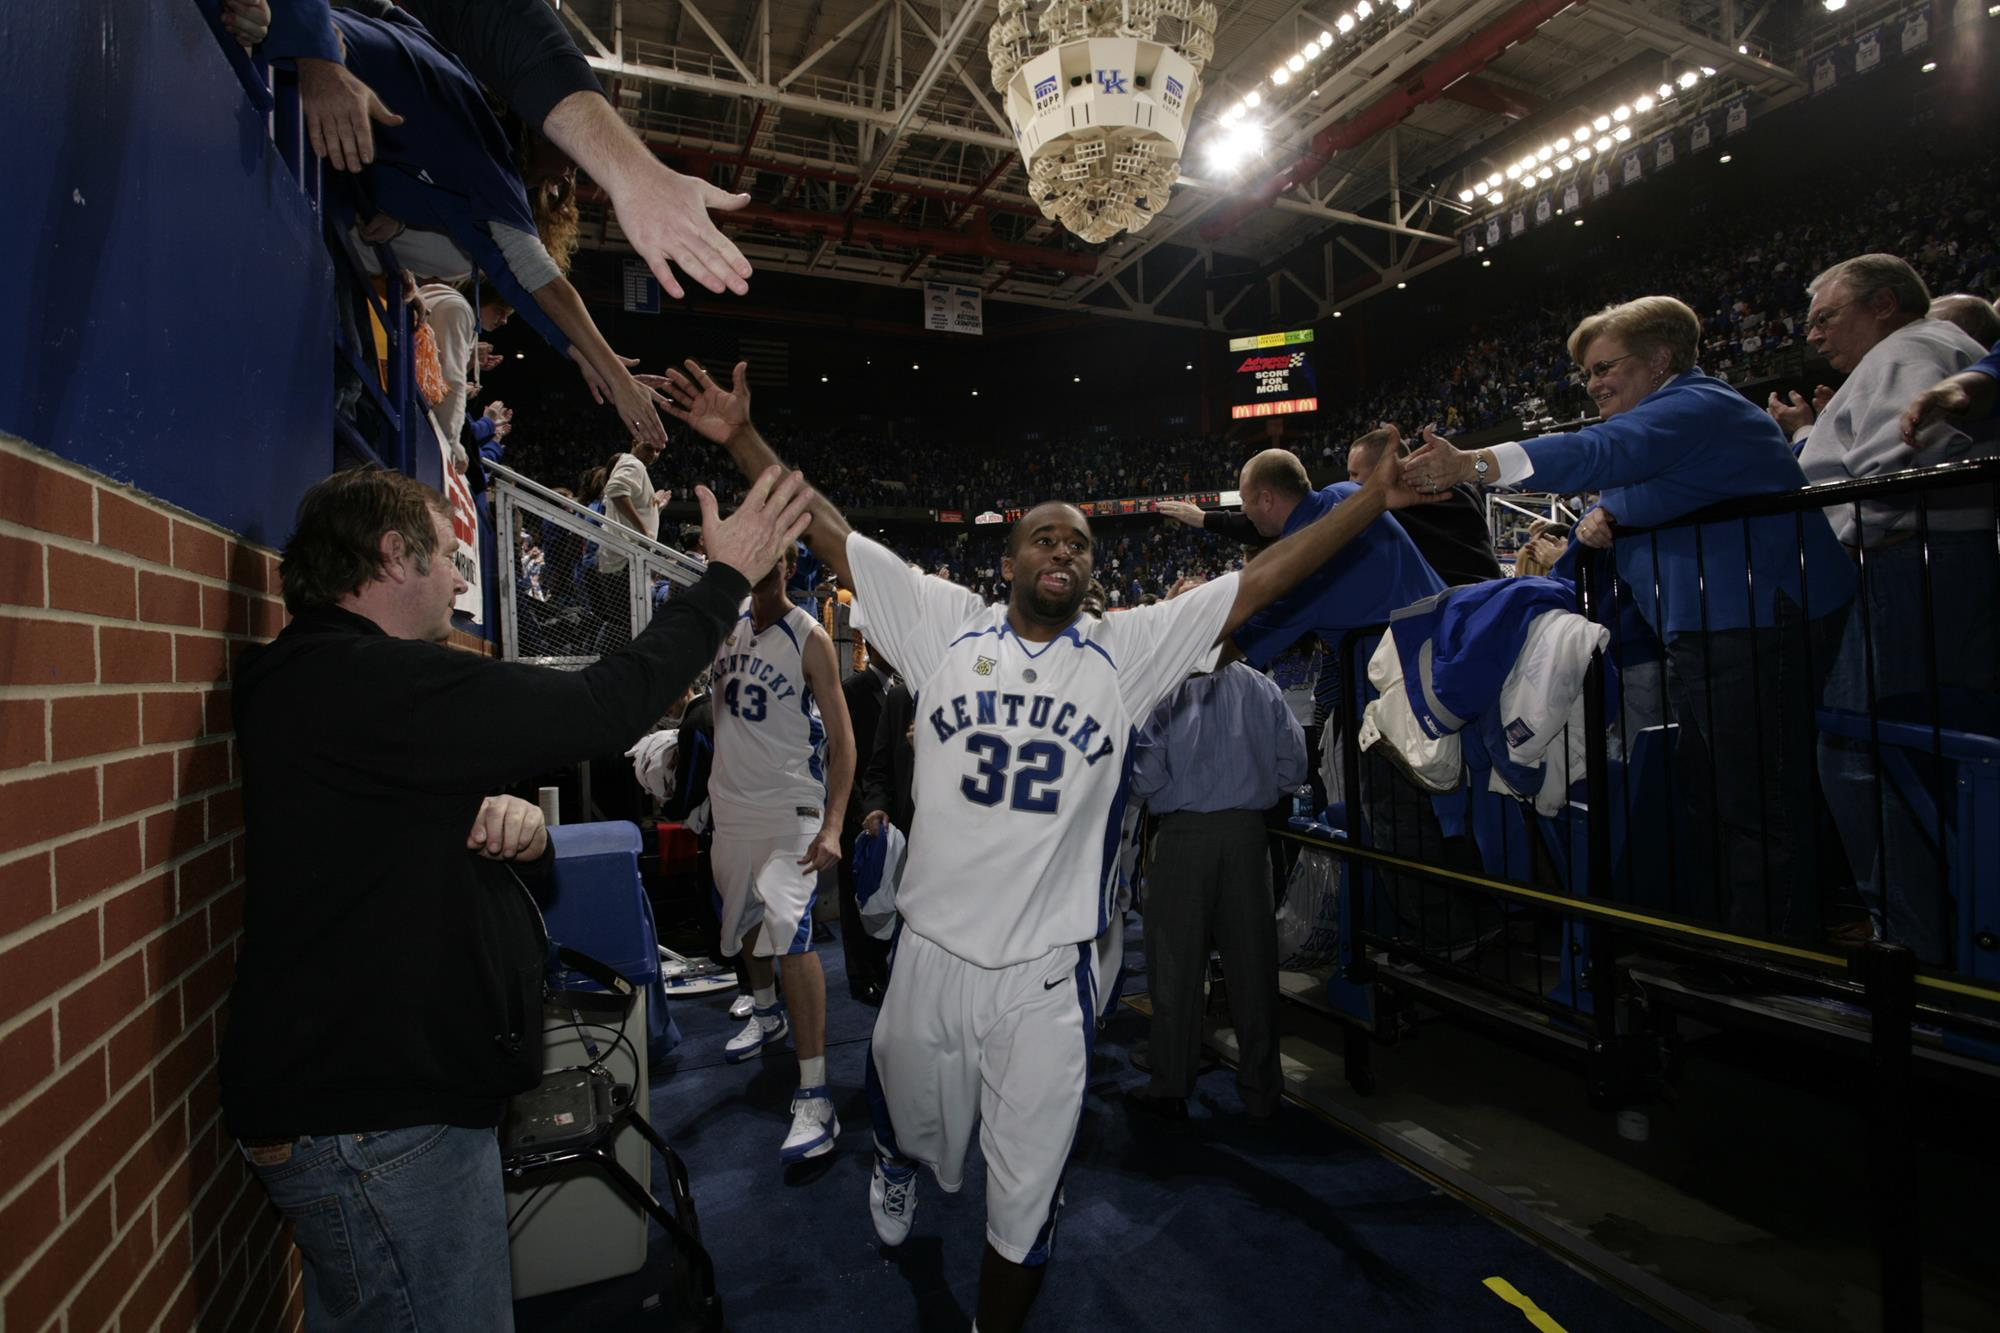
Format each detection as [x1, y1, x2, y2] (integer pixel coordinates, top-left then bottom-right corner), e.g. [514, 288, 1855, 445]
[1605, 456, 2000, 529]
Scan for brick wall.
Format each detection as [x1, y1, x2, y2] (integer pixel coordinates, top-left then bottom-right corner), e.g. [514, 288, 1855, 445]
[0, 437, 304, 1333]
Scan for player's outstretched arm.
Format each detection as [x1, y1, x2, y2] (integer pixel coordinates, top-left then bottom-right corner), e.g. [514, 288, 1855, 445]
[1219, 444, 1441, 641]
[797, 627, 855, 872]
[652, 359, 858, 588]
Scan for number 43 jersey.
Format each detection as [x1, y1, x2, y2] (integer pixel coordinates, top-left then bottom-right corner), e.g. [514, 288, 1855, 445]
[845, 534, 1239, 968]
[708, 603, 828, 834]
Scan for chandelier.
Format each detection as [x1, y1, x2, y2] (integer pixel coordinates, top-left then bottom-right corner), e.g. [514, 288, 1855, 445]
[989, 0, 1219, 244]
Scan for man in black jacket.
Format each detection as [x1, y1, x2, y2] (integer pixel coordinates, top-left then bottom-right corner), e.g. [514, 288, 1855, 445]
[836, 654, 896, 1002]
[220, 463, 807, 1329]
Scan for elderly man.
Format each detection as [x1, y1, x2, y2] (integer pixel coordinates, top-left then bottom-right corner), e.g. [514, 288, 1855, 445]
[1780, 254, 2000, 962]
[221, 465, 808, 1328]
[1929, 293, 2000, 350]
[1130, 649, 1307, 1120]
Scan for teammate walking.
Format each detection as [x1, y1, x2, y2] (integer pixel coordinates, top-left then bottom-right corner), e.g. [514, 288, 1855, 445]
[659, 359, 1435, 1331]
[708, 544, 856, 1163]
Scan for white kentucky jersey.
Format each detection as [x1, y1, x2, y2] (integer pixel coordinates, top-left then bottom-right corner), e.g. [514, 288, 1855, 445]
[845, 533, 1239, 968]
[708, 603, 827, 830]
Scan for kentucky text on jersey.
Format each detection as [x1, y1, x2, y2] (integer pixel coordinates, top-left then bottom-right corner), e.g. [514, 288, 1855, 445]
[712, 650, 801, 705]
[926, 691, 1117, 765]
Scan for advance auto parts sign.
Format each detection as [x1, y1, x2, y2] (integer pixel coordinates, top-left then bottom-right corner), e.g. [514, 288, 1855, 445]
[1228, 328, 1318, 420]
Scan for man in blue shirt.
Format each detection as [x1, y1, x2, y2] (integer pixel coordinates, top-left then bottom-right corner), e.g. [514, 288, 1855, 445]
[1131, 658, 1307, 1119]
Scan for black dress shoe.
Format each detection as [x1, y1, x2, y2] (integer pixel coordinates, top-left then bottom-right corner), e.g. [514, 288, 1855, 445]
[1123, 1091, 1189, 1121]
[848, 981, 885, 1007]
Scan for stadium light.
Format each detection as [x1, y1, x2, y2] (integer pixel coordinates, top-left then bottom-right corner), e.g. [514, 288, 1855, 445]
[1333, 310, 1343, 317]
[1393, 0, 1411, 9]
[1678, 71, 1699, 90]
[1700, 66, 1715, 76]
[1738, 44, 1748, 53]
[1245, 90, 1262, 108]
[1486, 172, 1503, 189]
[1719, 154, 1733, 163]
[1320, 28, 1334, 44]
[1288, 53, 1306, 71]
[1658, 82, 1673, 98]
[1573, 218, 1584, 227]
[1396, 281, 1407, 289]
[1336, 14, 1355, 34]
[1612, 104, 1631, 121]
[1481, 259, 1491, 267]
[1823, 0, 1846, 11]
[1458, 187, 1476, 202]
[1272, 65, 1292, 84]
[820, 375, 829, 382]
[1536, 145, 1553, 162]
[1612, 125, 1631, 141]
[1574, 144, 1592, 160]
[1554, 136, 1571, 151]
[1634, 94, 1654, 113]
[1355, 2, 1372, 19]
[1571, 124, 1590, 142]
[1505, 164, 1522, 179]
[1486, 190, 1503, 204]
[1921, 61, 1937, 72]
[1537, 165, 1553, 181]
[1592, 114, 1611, 132]
[912, 362, 920, 369]
[1556, 155, 1573, 170]
[1594, 135, 1612, 152]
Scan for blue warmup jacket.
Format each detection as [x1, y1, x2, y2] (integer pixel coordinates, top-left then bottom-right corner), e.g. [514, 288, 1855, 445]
[1519, 370, 1852, 638]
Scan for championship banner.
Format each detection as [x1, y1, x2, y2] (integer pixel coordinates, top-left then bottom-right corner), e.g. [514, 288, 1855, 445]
[1485, 217, 1503, 247]
[1690, 117, 1711, 153]
[433, 418, 483, 624]
[1812, 53, 1838, 96]
[923, 281, 983, 335]
[1654, 134, 1676, 170]
[1561, 183, 1580, 212]
[621, 259, 659, 315]
[1533, 194, 1552, 226]
[1508, 207, 1527, 238]
[1621, 152, 1642, 185]
[1725, 97, 1750, 136]
[1460, 228, 1480, 257]
[1902, 4, 1930, 53]
[1855, 26, 1883, 75]
[1592, 168, 1612, 199]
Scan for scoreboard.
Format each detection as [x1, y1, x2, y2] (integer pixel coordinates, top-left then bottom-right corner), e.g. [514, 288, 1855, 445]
[1228, 328, 1318, 420]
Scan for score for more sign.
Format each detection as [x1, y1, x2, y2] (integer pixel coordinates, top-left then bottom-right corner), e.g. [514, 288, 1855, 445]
[1227, 328, 1318, 420]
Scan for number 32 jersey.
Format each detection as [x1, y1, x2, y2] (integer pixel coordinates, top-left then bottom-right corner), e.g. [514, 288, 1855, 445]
[845, 533, 1238, 968]
[708, 603, 827, 833]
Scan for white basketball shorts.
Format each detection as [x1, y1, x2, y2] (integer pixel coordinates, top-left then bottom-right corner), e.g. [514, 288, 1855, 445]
[711, 819, 820, 959]
[866, 926, 1098, 1265]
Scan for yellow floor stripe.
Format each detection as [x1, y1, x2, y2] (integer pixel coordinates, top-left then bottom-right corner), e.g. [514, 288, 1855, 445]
[1484, 1277, 1570, 1333]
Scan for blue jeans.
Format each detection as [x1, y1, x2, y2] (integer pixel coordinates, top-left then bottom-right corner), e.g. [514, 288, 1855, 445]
[242, 1125, 514, 1332]
[1819, 532, 2000, 965]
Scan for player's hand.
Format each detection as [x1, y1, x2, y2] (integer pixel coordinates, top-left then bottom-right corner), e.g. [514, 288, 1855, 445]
[611, 160, 754, 300]
[221, 0, 270, 49]
[1402, 425, 1474, 494]
[655, 359, 752, 444]
[1900, 372, 1995, 446]
[799, 827, 842, 872]
[1156, 500, 1205, 528]
[1766, 389, 1815, 437]
[1575, 507, 1616, 549]
[296, 57, 402, 173]
[467, 796, 548, 861]
[699, 465, 813, 584]
[1370, 438, 1448, 510]
[861, 810, 888, 837]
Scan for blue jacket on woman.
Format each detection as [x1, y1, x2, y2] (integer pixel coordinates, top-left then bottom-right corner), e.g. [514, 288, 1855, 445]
[1520, 370, 1853, 637]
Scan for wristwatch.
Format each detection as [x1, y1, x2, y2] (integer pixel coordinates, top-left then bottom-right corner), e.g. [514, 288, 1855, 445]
[1471, 451, 1490, 484]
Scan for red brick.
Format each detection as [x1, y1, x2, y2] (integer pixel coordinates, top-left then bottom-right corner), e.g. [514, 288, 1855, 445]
[191, 1150, 251, 1249]
[0, 614, 95, 686]
[250, 596, 287, 639]
[0, 450, 94, 541]
[200, 583, 255, 636]
[181, 946, 236, 1024]
[227, 543, 272, 595]
[0, 1049, 105, 1180]
[176, 740, 231, 797]
[172, 521, 229, 580]
[177, 842, 234, 910]
[0, 1167, 61, 1263]
[3, 1186, 113, 1333]
[64, 1217, 151, 1333]
[98, 488, 173, 564]
[0, 767, 101, 856]
[176, 631, 234, 685]
[99, 624, 176, 685]
[0, 910, 100, 1016]
[62, 1073, 153, 1208]
[139, 570, 203, 628]
[143, 807, 207, 869]
[113, 1105, 191, 1233]
[109, 993, 185, 1093]
[57, 950, 148, 1060]
[54, 819, 145, 908]
[0, 531, 45, 607]
[50, 692, 141, 761]
[103, 752, 175, 822]
[47, 545, 138, 619]
[0, 696, 46, 768]
[152, 1017, 217, 1120]
[0, 850, 54, 937]
[103, 872, 176, 955]
[131, 1239, 200, 1333]
[0, 1008, 55, 1107]
[208, 882, 246, 942]
[147, 911, 210, 988]
[142, 690, 204, 745]
[204, 686, 235, 736]
[205, 788, 245, 841]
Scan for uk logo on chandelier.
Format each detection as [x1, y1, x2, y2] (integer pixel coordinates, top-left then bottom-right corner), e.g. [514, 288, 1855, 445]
[1096, 69, 1129, 94]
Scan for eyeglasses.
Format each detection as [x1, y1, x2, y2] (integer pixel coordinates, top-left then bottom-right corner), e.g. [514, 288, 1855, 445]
[1805, 302, 1851, 334]
[1572, 352, 1638, 385]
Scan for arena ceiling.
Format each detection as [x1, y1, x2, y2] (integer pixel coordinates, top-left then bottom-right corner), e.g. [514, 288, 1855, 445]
[558, 0, 1889, 329]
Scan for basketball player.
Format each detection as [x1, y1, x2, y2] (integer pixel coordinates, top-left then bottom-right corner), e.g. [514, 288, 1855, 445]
[659, 359, 1435, 1332]
[708, 542, 856, 1163]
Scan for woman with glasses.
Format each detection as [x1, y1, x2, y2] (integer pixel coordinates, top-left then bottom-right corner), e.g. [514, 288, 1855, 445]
[1403, 296, 1854, 947]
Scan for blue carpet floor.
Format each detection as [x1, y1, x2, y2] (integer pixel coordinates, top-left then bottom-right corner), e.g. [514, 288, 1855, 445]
[515, 924, 1669, 1333]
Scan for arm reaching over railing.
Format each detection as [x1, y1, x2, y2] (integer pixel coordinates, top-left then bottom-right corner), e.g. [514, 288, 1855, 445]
[1901, 367, 1999, 447]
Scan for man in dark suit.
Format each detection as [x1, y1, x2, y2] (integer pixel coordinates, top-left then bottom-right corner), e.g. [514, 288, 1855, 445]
[837, 654, 896, 1002]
